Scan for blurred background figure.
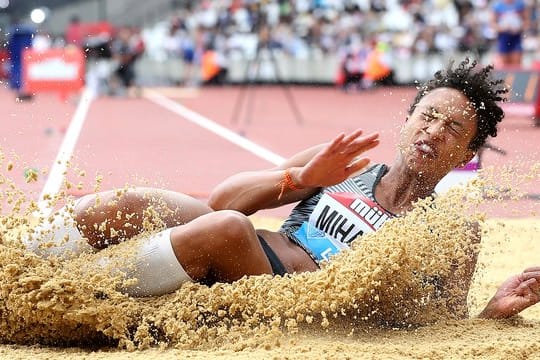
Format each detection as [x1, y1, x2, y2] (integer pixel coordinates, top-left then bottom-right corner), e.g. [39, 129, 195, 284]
[201, 43, 228, 86]
[337, 35, 369, 92]
[491, 0, 530, 67]
[364, 38, 395, 88]
[179, 24, 199, 87]
[163, 15, 200, 87]
[110, 27, 145, 96]
[65, 15, 83, 47]
[6, 23, 35, 101]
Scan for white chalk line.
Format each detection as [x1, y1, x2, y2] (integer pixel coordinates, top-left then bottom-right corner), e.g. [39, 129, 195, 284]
[37, 88, 95, 217]
[144, 89, 286, 166]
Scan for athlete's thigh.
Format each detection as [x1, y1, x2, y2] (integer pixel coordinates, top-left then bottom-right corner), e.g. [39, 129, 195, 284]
[74, 187, 212, 247]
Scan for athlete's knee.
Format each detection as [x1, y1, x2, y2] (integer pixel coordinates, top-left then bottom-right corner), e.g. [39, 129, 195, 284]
[212, 210, 256, 247]
[74, 193, 99, 214]
[166, 210, 257, 267]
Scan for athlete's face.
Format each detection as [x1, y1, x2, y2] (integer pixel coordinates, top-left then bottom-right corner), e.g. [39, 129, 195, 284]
[398, 88, 478, 180]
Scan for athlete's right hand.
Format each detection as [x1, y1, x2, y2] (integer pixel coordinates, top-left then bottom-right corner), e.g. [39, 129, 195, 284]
[479, 267, 540, 319]
[290, 129, 380, 189]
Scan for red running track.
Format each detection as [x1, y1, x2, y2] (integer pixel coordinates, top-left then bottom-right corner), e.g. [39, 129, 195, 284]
[0, 86, 74, 205]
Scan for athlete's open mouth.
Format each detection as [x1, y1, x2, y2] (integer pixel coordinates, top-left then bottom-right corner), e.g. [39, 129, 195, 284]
[413, 140, 438, 159]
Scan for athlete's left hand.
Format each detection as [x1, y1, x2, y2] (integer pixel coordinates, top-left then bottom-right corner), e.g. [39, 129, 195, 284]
[478, 267, 540, 319]
[292, 129, 380, 188]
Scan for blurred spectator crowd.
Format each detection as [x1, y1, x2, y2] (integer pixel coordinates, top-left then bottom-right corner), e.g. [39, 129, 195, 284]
[6, 0, 539, 93]
[141, 0, 540, 86]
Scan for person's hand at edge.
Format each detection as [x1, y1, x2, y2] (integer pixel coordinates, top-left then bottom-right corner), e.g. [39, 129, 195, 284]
[478, 267, 540, 319]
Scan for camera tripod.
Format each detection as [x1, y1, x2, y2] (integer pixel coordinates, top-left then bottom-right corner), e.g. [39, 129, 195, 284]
[230, 41, 304, 130]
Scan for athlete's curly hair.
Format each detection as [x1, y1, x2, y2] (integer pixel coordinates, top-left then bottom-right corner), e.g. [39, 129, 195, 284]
[408, 58, 508, 151]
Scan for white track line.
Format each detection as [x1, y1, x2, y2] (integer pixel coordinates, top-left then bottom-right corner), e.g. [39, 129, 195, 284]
[144, 89, 286, 166]
[37, 88, 94, 217]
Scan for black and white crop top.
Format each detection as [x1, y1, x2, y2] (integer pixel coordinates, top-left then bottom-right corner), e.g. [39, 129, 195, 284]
[279, 164, 394, 264]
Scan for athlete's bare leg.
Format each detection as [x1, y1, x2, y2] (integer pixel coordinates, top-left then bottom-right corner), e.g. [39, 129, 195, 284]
[167, 210, 320, 283]
[74, 187, 213, 249]
[509, 51, 522, 66]
[169, 210, 274, 283]
[498, 53, 511, 67]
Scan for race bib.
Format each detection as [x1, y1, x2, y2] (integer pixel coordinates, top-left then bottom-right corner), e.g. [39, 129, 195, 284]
[294, 192, 392, 261]
[294, 222, 349, 262]
[311, 192, 391, 243]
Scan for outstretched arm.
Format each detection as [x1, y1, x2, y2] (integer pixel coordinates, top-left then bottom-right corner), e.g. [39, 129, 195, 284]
[439, 222, 481, 319]
[208, 129, 379, 215]
[478, 267, 540, 319]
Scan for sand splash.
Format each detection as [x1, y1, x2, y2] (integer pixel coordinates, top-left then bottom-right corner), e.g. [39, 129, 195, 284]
[0, 163, 538, 352]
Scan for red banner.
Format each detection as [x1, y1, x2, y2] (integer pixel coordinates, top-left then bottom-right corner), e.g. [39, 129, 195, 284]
[22, 47, 85, 94]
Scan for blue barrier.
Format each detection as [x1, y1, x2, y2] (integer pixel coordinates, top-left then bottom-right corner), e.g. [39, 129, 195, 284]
[7, 25, 35, 92]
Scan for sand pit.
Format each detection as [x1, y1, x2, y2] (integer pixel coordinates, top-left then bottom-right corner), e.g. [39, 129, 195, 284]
[0, 170, 539, 359]
[0, 217, 539, 359]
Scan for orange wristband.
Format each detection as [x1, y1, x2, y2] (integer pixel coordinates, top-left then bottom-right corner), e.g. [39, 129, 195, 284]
[277, 169, 300, 200]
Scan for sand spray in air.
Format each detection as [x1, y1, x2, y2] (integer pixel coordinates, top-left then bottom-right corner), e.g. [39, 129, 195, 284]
[0, 155, 538, 350]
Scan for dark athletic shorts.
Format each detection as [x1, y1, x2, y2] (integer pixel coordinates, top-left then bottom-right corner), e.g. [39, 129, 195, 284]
[257, 235, 287, 276]
[497, 32, 522, 54]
